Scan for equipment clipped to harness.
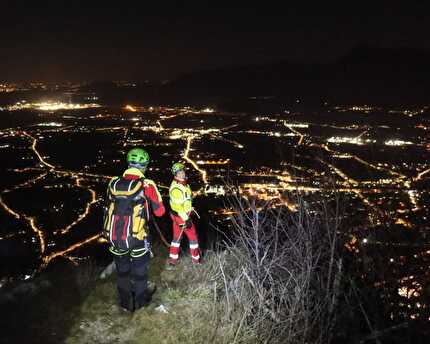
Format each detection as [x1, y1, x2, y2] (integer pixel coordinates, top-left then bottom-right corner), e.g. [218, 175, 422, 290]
[130, 239, 153, 258]
[103, 176, 150, 251]
[180, 218, 193, 229]
[109, 240, 153, 259]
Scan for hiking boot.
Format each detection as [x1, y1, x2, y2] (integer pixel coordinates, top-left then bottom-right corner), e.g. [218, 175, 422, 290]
[118, 293, 134, 312]
[192, 256, 203, 265]
[119, 306, 133, 314]
[135, 283, 156, 310]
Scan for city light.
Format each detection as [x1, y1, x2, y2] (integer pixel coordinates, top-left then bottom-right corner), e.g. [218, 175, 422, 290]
[415, 168, 430, 181]
[327, 136, 376, 145]
[284, 121, 305, 144]
[196, 159, 230, 165]
[23, 132, 56, 169]
[42, 233, 102, 268]
[36, 122, 64, 127]
[385, 139, 414, 146]
[0, 99, 429, 329]
[183, 135, 208, 184]
[3, 101, 100, 111]
[58, 177, 98, 235]
[125, 104, 137, 112]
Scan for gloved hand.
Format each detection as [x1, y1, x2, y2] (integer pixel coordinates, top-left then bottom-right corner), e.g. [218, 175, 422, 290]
[179, 218, 193, 229]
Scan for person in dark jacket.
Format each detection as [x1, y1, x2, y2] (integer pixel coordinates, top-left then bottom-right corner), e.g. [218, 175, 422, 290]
[104, 148, 165, 312]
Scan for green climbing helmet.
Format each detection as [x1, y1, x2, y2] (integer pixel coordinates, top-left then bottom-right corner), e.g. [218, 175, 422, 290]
[171, 162, 185, 175]
[127, 148, 149, 167]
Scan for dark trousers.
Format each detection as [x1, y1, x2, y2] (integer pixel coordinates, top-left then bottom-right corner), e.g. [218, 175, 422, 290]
[113, 250, 150, 311]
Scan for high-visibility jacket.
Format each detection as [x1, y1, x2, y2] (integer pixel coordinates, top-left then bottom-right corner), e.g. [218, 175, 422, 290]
[169, 179, 192, 221]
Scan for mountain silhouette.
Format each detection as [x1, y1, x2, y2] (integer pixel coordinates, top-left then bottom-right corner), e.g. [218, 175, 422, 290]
[339, 45, 430, 66]
[162, 45, 430, 104]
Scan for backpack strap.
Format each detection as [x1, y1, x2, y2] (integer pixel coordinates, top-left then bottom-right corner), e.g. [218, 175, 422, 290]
[109, 178, 143, 197]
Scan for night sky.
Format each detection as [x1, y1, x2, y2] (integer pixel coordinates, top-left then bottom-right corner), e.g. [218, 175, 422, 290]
[1, 1, 429, 82]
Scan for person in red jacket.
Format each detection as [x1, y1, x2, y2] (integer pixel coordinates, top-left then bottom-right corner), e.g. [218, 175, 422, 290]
[104, 148, 165, 312]
[167, 162, 200, 268]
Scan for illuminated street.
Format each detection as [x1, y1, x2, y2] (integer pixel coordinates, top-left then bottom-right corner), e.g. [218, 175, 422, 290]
[2, 3, 430, 342]
[0, 98, 429, 324]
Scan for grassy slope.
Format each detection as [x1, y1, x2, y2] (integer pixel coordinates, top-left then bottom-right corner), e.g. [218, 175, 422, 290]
[65, 248, 220, 344]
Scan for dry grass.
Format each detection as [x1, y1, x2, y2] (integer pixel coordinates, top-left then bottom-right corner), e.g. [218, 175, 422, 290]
[65, 194, 343, 344]
[65, 249, 218, 344]
[205, 194, 343, 344]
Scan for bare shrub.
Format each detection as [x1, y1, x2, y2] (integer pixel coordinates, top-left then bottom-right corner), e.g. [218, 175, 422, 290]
[209, 193, 343, 344]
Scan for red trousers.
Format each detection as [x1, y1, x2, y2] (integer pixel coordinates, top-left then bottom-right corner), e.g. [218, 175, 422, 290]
[169, 213, 200, 263]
